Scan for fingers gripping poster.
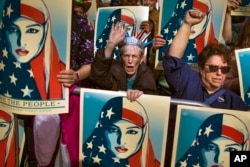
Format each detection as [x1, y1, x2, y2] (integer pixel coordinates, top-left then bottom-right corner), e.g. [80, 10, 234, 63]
[80, 88, 171, 167]
[0, 0, 71, 115]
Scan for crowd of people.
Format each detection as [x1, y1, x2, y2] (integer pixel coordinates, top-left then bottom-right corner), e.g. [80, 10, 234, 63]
[1, 0, 249, 166]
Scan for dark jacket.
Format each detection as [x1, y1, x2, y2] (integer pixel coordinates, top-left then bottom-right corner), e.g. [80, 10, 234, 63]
[163, 53, 249, 111]
[90, 48, 158, 95]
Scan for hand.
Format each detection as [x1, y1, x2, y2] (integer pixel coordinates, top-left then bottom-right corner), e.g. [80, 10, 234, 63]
[140, 20, 151, 33]
[152, 34, 166, 50]
[184, 9, 206, 27]
[126, 89, 143, 102]
[227, 0, 240, 13]
[107, 22, 127, 46]
[57, 69, 76, 88]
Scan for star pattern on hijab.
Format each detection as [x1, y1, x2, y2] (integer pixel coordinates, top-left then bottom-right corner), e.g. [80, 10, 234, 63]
[82, 107, 131, 167]
[0, 1, 40, 100]
[176, 123, 215, 167]
[159, 0, 198, 64]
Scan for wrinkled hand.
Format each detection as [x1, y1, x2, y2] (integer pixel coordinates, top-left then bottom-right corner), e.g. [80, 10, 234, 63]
[227, 0, 240, 13]
[57, 69, 77, 88]
[127, 89, 143, 102]
[184, 9, 206, 27]
[108, 22, 127, 46]
[152, 34, 166, 50]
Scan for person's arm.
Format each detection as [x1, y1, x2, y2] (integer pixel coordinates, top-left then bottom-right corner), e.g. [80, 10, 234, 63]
[223, 13, 233, 44]
[57, 64, 91, 88]
[104, 22, 127, 59]
[222, 0, 240, 44]
[169, 9, 205, 59]
[75, 64, 91, 82]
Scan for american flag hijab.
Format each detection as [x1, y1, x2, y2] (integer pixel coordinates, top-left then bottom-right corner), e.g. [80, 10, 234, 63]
[175, 113, 249, 167]
[0, 110, 16, 167]
[159, 0, 217, 64]
[0, 0, 65, 100]
[82, 96, 160, 167]
[96, 8, 137, 59]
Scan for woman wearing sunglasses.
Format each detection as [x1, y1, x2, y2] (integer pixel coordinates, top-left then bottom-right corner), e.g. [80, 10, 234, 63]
[153, 9, 249, 166]
[161, 9, 248, 111]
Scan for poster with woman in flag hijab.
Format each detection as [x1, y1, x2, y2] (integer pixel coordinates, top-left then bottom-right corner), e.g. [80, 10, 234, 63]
[235, 48, 250, 107]
[155, 0, 227, 70]
[0, 0, 71, 115]
[80, 88, 171, 167]
[95, 6, 149, 59]
[172, 105, 250, 167]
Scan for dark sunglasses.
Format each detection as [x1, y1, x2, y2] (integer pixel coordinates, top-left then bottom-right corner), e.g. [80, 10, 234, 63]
[205, 64, 230, 74]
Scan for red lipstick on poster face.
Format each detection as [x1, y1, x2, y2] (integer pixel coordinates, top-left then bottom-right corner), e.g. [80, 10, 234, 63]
[16, 48, 29, 56]
[115, 146, 128, 153]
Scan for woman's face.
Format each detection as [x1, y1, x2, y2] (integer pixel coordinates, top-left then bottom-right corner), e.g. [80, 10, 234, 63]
[200, 55, 228, 93]
[6, 17, 45, 63]
[0, 118, 11, 141]
[202, 137, 243, 167]
[105, 119, 143, 159]
[121, 45, 143, 79]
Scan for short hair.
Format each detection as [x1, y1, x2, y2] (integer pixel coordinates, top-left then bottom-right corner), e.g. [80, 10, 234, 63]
[198, 43, 231, 69]
[118, 36, 144, 57]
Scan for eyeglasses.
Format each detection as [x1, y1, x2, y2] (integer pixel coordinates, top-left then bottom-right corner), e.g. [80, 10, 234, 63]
[122, 55, 141, 60]
[205, 64, 230, 74]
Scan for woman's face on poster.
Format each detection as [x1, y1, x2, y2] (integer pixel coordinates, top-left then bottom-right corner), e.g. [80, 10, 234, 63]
[201, 136, 243, 167]
[6, 17, 45, 63]
[105, 119, 143, 159]
[0, 118, 12, 141]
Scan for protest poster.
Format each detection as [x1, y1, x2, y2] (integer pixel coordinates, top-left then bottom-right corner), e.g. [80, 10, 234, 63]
[155, 0, 227, 70]
[235, 48, 250, 107]
[172, 105, 250, 167]
[0, 0, 71, 114]
[80, 88, 170, 167]
[95, 6, 149, 59]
